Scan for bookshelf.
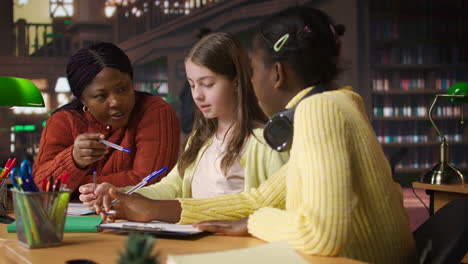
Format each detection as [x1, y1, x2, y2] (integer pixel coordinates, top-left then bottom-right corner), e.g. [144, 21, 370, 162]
[367, 0, 468, 186]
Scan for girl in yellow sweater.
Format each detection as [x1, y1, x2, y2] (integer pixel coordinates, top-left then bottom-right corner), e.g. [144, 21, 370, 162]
[81, 33, 288, 206]
[96, 7, 417, 263]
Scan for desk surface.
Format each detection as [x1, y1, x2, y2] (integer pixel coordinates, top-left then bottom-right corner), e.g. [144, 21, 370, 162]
[0, 224, 365, 264]
[412, 182, 468, 194]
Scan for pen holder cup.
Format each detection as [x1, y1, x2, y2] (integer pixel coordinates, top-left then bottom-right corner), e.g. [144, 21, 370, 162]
[11, 189, 70, 248]
[0, 180, 7, 216]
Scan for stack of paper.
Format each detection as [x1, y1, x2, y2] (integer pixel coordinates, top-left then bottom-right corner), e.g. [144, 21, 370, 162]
[67, 202, 96, 216]
[99, 221, 203, 235]
[166, 241, 308, 264]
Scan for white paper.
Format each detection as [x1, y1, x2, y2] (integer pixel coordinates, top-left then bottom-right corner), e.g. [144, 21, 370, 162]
[67, 202, 96, 215]
[166, 241, 309, 264]
[99, 220, 202, 234]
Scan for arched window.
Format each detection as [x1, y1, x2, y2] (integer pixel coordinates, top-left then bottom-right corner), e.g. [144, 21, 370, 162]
[50, 0, 73, 17]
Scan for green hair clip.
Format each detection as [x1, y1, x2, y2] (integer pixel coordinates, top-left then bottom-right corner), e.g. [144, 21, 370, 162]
[273, 33, 290, 52]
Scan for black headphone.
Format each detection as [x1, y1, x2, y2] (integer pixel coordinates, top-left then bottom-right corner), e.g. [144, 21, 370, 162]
[263, 84, 325, 152]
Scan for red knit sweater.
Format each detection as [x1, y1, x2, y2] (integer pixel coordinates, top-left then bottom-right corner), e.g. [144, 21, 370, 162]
[33, 93, 180, 191]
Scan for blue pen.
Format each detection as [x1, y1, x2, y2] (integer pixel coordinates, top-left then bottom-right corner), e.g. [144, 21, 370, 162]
[9, 167, 19, 189]
[92, 168, 97, 192]
[20, 160, 39, 192]
[110, 167, 167, 206]
[9, 166, 35, 192]
[98, 139, 131, 153]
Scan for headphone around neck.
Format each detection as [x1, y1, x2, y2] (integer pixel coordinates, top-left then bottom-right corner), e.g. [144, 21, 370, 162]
[263, 84, 325, 152]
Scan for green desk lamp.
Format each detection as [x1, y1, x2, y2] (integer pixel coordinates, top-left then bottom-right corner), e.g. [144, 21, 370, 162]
[0, 76, 45, 107]
[420, 82, 468, 185]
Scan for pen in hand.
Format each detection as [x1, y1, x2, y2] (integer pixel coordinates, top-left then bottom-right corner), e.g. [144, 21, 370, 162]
[98, 139, 131, 153]
[92, 168, 97, 193]
[110, 167, 167, 207]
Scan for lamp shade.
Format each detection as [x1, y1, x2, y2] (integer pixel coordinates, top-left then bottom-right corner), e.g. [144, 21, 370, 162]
[0, 76, 45, 107]
[447, 82, 468, 103]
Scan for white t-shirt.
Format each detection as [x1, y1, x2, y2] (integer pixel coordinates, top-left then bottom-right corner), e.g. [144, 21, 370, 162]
[191, 135, 247, 199]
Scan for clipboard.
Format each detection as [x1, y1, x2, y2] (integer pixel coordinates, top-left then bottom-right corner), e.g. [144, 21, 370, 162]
[99, 221, 210, 239]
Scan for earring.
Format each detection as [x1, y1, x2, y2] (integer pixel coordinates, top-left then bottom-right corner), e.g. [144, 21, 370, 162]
[82, 105, 89, 112]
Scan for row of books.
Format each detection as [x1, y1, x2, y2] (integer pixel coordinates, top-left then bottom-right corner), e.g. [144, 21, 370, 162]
[377, 134, 428, 144]
[373, 105, 426, 118]
[374, 118, 465, 144]
[373, 105, 462, 118]
[392, 148, 468, 170]
[373, 121, 464, 143]
[371, 17, 466, 41]
[374, 45, 466, 65]
[372, 71, 465, 91]
[377, 134, 463, 144]
[372, 75, 390, 91]
[372, 72, 427, 91]
[399, 73, 426, 91]
[373, 78, 457, 92]
[394, 162, 468, 170]
[435, 72, 457, 90]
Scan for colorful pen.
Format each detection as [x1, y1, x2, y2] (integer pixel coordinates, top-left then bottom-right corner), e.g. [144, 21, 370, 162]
[87, 167, 167, 216]
[110, 167, 167, 206]
[42, 178, 48, 191]
[0, 157, 16, 178]
[92, 168, 97, 192]
[46, 176, 54, 192]
[98, 139, 131, 153]
[52, 178, 61, 192]
[59, 171, 70, 191]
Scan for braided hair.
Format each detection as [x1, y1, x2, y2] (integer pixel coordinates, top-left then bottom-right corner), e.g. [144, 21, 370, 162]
[54, 42, 134, 113]
[253, 7, 345, 88]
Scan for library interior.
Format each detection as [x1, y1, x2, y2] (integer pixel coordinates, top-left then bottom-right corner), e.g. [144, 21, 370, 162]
[0, 0, 467, 263]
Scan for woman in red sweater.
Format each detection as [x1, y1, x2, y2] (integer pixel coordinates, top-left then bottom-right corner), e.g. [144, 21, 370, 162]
[33, 42, 180, 192]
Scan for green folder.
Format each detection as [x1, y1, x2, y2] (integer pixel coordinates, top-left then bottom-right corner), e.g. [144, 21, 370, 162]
[7, 216, 102, 233]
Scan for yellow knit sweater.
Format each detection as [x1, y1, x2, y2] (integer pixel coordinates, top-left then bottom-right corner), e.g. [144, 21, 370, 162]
[178, 87, 417, 263]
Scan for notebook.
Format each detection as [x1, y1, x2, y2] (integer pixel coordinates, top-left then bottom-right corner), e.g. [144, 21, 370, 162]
[7, 216, 102, 233]
[67, 202, 96, 216]
[166, 241, 309, 264]
[99, 220, 207, 238]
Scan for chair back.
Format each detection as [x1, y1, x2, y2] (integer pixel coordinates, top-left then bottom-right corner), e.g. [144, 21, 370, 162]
[413, 198, 468, 264]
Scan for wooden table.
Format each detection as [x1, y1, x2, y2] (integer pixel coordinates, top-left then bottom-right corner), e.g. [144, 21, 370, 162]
[412, 182, 468, 214]
[412, 182, 468, 263]
[0, 224, 365, 264]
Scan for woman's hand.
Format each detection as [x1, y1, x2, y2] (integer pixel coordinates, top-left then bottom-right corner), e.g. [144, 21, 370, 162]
[72, 133, 108, 169]
[95, 188, 183, 223]
[192, 217, 250, 236]
[79, 182, 121, 208]
[95, 188, 157, 223]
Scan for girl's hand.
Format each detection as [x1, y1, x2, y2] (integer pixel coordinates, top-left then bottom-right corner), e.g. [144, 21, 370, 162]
[78, 182, 119, 208]
[72, 133, 108, 169]
[192, 217, 250, 236]
[95, 188, 156, 223]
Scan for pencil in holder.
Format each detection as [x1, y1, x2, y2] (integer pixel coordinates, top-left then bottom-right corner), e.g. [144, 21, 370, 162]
[11, 189, 70, 248]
